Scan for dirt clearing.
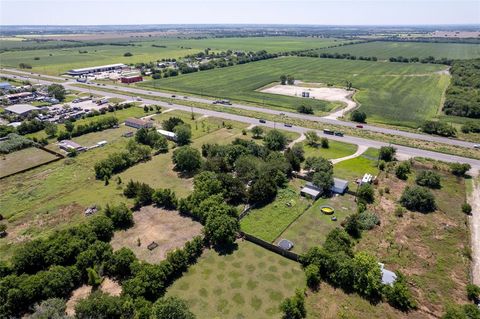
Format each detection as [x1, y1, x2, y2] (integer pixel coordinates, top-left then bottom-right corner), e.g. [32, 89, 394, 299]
[260, 83, 356, 119]
[110, 206, 203, 264]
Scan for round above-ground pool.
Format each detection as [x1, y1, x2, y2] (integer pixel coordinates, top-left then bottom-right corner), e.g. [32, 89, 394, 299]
[320, 205, 335, 215]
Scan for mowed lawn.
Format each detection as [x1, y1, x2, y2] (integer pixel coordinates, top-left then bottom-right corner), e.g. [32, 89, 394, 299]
[333, 147, 379, 182]
[316, 41, 480, 60]
[0, 147, 58, 178]
[0, 37, 344, 75]
[279, 194, 357, 254]
[167, 241, 305, 319]
[141, 57, 449, 127]
[240, 179, 311, 243]
[300, 140, 358, 160]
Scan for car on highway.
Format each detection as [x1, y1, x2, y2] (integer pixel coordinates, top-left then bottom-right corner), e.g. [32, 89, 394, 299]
[136, 97, 142, 101]
[356, 124, 364, 128]
[280, 113, 285, 116]
[259, 119, 266, 123]
[474, 144, 480, 149]
[183, 96, 188, 99]
[171, 95, 176, 98]
[334, 132, 344, 137]
[284, 123, 292, 127]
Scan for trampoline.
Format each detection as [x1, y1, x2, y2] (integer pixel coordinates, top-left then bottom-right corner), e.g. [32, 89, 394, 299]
[320, 205, 335, 215]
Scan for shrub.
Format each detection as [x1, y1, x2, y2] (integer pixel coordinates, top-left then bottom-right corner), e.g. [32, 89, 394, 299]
[343, 214, 362, 238]
[320, 137, 329, 148]
[357, 183, 374, 204]
[400, 186, 436, 213]
[395, 162, 411, 180]
[351, 110, 367, 123]
[297, 104, 314, 114]
[379, 146, 396, 162]
[152, 188, 177, 210]
[462, 203, 473, 215]
[383, 273, 417, 311]
[151, 296, 195, 319]
[357, 212, 380, 230]
[467, 284, 480, 301]
[450, 163, 471, 176]
[416, 170, 441, 189]
[124, 52, 133, 57]
[104, 203, 133, 230]
[280, 289, 306, 319]
[305, 264, 320, 289]
[421, 121, 456, 137]
[394, 206, 405, 217]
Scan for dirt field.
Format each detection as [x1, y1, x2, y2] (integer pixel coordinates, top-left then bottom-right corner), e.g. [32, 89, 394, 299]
[110, 206, 203, 264]
[65, 278, 122, 316]
[260, 83, 356, 119]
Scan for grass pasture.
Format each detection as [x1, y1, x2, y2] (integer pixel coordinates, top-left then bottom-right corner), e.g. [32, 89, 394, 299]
[0, 147, 58, 178]
[166, 240, 305, 319]
[317, 41, 480, 60]
[300, 140, 358, 160]
[280, 194, 357, 254]
[240, 179, 311, 243]
[0, 37, 344, 75]
[110, 206, 203, 264]
[141, 57, 449, 127]
[333, 147, 379, 182]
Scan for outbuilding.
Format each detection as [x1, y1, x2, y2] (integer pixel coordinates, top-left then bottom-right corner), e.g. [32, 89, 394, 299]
[125, 117, 153, 129]
[58, 140, 86, 152]
[67, 63, 126, 76]
[4, 104, 40, 116]
[300, 182, 322, 200]
[331, 178, 348, 194]
[121, 75, 143, 84]
[157, 129, 177, 141]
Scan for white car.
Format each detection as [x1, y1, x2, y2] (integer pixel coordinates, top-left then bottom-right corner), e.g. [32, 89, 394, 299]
[474, 144, 480, 149]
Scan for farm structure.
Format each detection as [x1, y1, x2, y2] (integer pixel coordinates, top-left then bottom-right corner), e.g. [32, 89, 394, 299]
[58, 140, 86, 152]
[300, 178, 349, 199]
[120, 75, 143, 84]
[156, 129, 177, 141]
[125, 117, 153, 129]
[67, 63, 126, 76]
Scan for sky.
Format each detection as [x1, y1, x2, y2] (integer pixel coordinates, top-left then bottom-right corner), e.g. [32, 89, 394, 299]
[0, 0, 479, 26]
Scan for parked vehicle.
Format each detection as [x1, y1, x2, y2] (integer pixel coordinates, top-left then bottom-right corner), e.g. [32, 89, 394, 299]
[284, 123, 292, 127]
[334, 132, 344, 137]
[259, 119, 266, 123]
[323, 129, 334, 135]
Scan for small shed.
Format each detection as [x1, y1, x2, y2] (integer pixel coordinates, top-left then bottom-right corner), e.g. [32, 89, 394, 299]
[278, 239, 294, 251]
[300, 182, 322, 200]
[157, 129, 177, 141]
[331, 178, 348, 194]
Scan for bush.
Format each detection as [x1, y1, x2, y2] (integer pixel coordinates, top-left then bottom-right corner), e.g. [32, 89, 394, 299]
[320, 137, 329, 149]
[415, 170, 441, 188]
[124, 52, 133, 57]
[451, 163, 471, 176]
[395, 162, 411, 180]
[400, 186, 436, 213]
[467, 284, 480, 301]
[357, 212, 380, 230]
[162, 117, 184, 132]
[357, 183, 374, 204]
[421, 121, 456, 137]
[151, 296, 195, 319]
[394, 206, 405, 217]
[351, 110, 367, 123]
[0, 133, 35, 154]
[379, 146, 396, 162]
[152, 188, 177, 210]
[297, 104, 314, 114]
[305, 264, 320, 289]
[343, 214, 362, 238]
[462, 203, 473, 215]
[383, 273, 417, 311]
[104, 203, 133, 230]
[280, 289, 306, 319]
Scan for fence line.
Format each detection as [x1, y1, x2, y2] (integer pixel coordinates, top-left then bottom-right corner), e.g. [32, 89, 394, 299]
[240, 231, 301, 263]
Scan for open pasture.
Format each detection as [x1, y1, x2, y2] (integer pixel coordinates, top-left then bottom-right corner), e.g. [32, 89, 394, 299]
[0, 37, 344, 75]
[317, 40, 480, 60]
[142, 57, 449, 127]
[0, 147, 59, 178]
[166, 240, 305, 319]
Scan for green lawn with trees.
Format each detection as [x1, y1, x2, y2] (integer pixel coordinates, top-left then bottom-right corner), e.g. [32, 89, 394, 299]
[166, 240, 305, 319]
[141, 57, 449, 127]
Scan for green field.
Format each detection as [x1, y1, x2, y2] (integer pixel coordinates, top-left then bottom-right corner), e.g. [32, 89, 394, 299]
[317, 41, 480, 60]
[333, 147, 379, 182]
[240, 179, 311, 242]
[166, 241, 305, 319]
[141, 57, 449, 127]
[0, 37, 344, 75]
[0, 147, 58, 178]
[300, 140, 358, 160]
[280, 194, 357, 254]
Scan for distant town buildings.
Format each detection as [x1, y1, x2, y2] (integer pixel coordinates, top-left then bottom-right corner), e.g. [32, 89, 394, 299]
[67, 63, 126, 76]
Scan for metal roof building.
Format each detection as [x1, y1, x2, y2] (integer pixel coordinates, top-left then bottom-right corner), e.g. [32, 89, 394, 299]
[157, 129, 177, 141]
[4, 104, 40, 116]
[67, 63, 126, 76]
[331, 178, 349, 194]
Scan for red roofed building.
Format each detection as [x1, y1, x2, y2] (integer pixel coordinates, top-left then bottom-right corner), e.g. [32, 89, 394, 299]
[120, 75, 143, 84]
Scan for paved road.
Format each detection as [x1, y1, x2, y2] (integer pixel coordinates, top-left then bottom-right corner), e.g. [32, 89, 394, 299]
[2, 70, 480, 174]
[3, 67, 479, 150]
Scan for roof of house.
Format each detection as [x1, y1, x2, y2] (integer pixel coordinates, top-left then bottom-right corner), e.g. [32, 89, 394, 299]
[332, 178, 349, 190]
[301, 182, 322, 197]
[5, 104, 39, 115]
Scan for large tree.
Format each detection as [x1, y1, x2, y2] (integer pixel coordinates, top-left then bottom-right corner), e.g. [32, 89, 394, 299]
[400, 186, 436, 213]
[47, 84, 66, 101]
[264, 129, 287, 151]
[174, 124, 192, 146]
[172, 146, 202, 173]
[151, 296, 195, 319]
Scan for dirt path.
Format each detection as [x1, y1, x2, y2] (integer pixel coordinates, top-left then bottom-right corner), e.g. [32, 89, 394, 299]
[469, 178, 480, 285]
[331, 145, 368, 164]
[288, 134, 305, 149]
